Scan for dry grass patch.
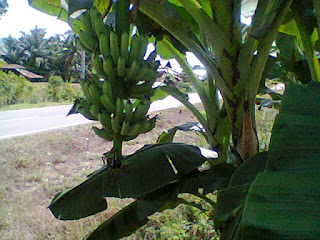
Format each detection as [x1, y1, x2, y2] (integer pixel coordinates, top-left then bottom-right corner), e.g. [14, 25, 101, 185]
[0, 106, 206, 239]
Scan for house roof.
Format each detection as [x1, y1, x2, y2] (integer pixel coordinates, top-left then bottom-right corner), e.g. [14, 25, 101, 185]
[0, 64, 26, 69]
[0, 64, 43, 79]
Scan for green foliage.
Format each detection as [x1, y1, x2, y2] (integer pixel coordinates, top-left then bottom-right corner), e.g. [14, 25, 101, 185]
[0, 0, 8, 19]
[47, 75, 77, 102]
[214, 83, 320, 239]
[0, 71, 35, 106]
[28, 1, 320, 239]
[1, 28, 82, 81]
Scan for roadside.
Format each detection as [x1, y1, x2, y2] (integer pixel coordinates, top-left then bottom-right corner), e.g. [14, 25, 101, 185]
[0, 104, 210, 240]
[0, 93, 201, 140]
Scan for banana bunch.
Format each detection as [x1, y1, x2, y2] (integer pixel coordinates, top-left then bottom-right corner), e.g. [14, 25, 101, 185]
[77, 8, 112, 55]
[79, 74, 157, 141]
[76, 7, 160, 143]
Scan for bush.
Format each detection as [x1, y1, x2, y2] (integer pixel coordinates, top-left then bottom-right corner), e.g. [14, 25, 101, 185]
[47, 75, 76, 102]
[0, 71, 35, 106]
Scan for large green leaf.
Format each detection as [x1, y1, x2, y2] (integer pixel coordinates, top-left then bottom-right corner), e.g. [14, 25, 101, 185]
[266, 82, 320, 171]
[214, 152, 268, 230]
[85, 163, 235, 240]
[85, 184, 180, 240]
[28, 0, 68, 21]
[241, 171, 320, 239]
[48, 166, 108, 220]
[49, 143, 208, 220]
[216, 83, 320, 239]
[176, 163, 236, 195]
[241, 83, 320, 239]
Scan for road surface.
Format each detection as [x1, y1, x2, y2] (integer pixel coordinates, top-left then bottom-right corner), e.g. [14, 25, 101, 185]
[0, 93, 201, 140]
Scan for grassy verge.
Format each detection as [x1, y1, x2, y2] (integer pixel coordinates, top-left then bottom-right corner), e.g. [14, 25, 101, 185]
[0, 82, 82, 111]
[0, 105, 277, 239]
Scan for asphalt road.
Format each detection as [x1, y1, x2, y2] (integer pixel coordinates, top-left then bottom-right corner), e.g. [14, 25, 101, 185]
[0, 93, 201, 140]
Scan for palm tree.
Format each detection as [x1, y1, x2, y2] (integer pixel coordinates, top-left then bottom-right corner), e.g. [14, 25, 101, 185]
[48, 31, 82, 81]
[0, 35, 25, 65]
[18, 26, 52, 76]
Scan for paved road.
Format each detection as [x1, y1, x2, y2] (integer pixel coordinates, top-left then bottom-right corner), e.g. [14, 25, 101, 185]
[0, 93, 201, 140]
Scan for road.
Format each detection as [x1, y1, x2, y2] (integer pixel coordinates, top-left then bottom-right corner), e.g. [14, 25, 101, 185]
[0, 93, 201, 140]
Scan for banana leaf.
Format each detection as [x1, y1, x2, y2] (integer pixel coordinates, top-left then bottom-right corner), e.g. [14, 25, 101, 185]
[49, 143, 208, 220]
[215, 83, 320, 240]
[85, 163, 235, 240]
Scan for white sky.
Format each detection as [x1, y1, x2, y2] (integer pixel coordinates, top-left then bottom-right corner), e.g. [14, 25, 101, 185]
[0, 0, 71, 39]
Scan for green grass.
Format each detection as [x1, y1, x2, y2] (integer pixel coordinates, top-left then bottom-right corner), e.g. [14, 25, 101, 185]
[0, 100, 75, 111]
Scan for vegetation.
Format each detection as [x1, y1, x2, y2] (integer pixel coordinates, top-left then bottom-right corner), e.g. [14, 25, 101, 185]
[27, 0, 320, 239]
[0, 27, 83, 81]
[0, 0, 8, 19]
[0, 71, 82, 108]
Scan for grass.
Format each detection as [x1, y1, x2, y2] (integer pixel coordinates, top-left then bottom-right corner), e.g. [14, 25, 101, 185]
[0, 105, 277, 239]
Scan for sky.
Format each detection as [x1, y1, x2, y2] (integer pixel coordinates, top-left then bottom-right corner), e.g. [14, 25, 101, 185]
[0, 0, 71, 39]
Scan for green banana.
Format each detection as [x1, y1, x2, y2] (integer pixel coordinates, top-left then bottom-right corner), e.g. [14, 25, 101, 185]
[117, 56, 126, 77]
[77, 38, 93, 54]
[98, 112, 112, 131]
[88, 83, 104, 108]
[68, 98, 97, 121]
[120, 32, 129, 62]
[146, 116, 157, 132]
[94, 14, 110, 36]
[137, 36, 148, 62]
[144, 68, 158, 82]
[132, 99, 151, 123]
[89, 75, 103, 89]
[81, 80, 96, 105]
[115, 98, 124, 123]
[100, 94, 116, 113]
[79, 30, 96, 52]
[125, 60, 140, 81]
[89, 8, 100, 34]
[99, 33, 110, 59]
[128, 122, 143, 137]
[130, 80, 155, 94]
[89, 104, 100, 119]
[145, 50, 157, 65]
[91, 54, 105, 76]
[102, 80, 113, 100]
[120, 120, 130, 136]
[129, 89, 155, 99]
[80, 12, 94, 35]
[150, 60, 161, 71]
[92, 126, 113, 141]
[127, 35, 140, 67]
[109, 30, 120, 64]
[111, 114, 121, 133]
[103, 58, 116, 78]
[133, 66, 149, 81]
[124, 101, 134, 122]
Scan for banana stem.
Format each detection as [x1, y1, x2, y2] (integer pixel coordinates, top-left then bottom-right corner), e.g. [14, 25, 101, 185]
[113, 134, 123, 167]
[115, 0, 130, 39]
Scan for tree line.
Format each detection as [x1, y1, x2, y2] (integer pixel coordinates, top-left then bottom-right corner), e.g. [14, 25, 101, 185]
[0, 26, 83, 82]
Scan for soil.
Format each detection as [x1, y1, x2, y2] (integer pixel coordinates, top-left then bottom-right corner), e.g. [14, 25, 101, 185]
[0, 104, 207, 240]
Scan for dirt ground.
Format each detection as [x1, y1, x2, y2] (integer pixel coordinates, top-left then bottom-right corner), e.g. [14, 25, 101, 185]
[0, 104, 207, 240]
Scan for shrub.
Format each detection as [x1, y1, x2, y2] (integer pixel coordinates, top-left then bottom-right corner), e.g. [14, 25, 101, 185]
[0, 71, 35, 106]
[47, 75, 76, 102]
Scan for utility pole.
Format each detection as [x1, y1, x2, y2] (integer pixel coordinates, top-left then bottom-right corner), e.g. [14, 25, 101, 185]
[81, 50, 85, 79]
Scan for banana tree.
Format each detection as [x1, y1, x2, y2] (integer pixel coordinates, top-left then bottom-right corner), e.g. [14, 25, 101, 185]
[29, 0, 320, 239]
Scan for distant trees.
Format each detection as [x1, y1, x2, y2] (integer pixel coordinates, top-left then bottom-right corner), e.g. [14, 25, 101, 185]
[0, 26, 82, 82]
[0, 0, 8, 19]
